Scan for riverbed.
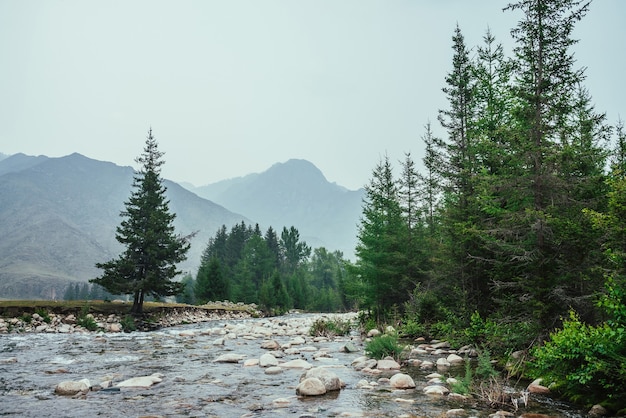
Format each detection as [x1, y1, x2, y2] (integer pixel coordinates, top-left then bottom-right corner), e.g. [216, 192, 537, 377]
[0, 313, 585, 417]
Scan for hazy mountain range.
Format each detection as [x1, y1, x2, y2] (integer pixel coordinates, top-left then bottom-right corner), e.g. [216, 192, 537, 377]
[0, 153, 363, 300]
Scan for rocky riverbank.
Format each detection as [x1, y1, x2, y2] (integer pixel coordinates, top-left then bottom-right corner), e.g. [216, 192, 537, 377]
[0, 301, 262, 334]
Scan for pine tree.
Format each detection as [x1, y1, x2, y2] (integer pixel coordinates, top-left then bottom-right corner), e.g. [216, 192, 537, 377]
[353, 155, 407, 321]
[195, 257, 229, 303]
[91, 129, 191, 314]
[485, 0, 599, 325]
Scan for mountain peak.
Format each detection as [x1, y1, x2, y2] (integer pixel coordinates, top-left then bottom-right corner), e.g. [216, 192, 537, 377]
[265, 159, 328, 187]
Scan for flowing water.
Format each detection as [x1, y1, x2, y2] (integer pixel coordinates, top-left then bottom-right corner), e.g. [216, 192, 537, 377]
[0, 313, 585, 417]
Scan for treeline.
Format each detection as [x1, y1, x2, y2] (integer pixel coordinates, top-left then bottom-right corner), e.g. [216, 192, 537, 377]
[63, 283, 115, 301]
[347, 0, 626, 411]
[178, 222, 352, 314]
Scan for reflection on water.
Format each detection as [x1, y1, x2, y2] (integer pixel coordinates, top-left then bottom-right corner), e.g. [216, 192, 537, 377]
[0, 313, 585, 417]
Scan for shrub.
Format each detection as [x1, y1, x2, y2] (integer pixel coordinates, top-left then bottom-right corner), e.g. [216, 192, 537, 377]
[399, 319, 425, 338]
[76, 305, 99, 331]
[530, 310, 626, 410]
[309, 316, 352, 337]
[120, 315, 137, 332]
[451, 360, 473, 395]
[35, 308, 52, 324]
[365, 333, 404, 360]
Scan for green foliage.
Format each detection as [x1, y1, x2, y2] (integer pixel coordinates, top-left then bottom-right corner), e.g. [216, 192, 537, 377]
[530, 310, 626, 409]
[120, 315, 136, 332]
[475, 348, 498, 380]
[198, 220, 351, 313]
[365, 333, 404, 360]
[35, 308, 51, 324]
[309, 316, 352, 338]
[398, 319, 425, 339]
[259, 272, 291, 315]
[451, 360, 473, 395]
[20, 313, 32, 324]
[176, 274, 196, 305]
[76, 312, 99, 331]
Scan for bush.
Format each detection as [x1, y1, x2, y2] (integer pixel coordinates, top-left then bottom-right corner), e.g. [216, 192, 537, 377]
[76, 305, 99, 331]
[530, 310, 626, 410]
[309, 316, 352, 337]
[365, 333, 404, 360]
[120, 315, 137, 332]
[399, 319, 425, 338]
[35, 308, 52, 324]
[451, 360, 473, 395]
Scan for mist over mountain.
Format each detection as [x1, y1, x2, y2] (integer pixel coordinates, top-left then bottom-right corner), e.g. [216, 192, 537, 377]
[0, 153, 363, 300]
[0, 153, 246, 299]
[191, 159, 364, 258]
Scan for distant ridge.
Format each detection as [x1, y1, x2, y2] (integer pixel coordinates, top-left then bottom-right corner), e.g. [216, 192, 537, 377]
[0, 153, 247, 299]
[191, 158, 363, 258]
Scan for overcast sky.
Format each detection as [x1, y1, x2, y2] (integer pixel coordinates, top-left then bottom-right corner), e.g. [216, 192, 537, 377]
[1, 1, 624, 190]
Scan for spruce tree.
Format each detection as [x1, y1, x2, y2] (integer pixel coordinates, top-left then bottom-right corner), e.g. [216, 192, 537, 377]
[91, 129, 191, 314]
[353, 155, 407, 321]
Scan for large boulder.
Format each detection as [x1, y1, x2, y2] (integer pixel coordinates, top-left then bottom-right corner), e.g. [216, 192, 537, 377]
[55, 379, 90, 396]
[296, 377, 327, 396]
[300, 367, 342, 391]
[389, 373, 415, 389]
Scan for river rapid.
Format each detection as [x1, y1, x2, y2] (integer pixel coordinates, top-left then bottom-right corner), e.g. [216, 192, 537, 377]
[0, 313, 585, 417]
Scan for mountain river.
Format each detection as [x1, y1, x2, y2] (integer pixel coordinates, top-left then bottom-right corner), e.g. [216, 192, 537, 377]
[0, 313, 585, 417]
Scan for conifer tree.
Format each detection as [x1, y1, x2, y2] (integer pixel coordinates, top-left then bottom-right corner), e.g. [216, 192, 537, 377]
[353, 155, 407, 321]
[91, 129, 191, 314]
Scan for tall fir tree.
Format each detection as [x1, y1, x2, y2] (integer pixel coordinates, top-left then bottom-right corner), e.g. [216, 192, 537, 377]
[92, 129, 191, 314]
[353, 155, 408, 321]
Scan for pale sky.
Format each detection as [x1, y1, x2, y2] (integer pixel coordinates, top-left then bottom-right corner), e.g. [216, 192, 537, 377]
[1, 1, 624, 190]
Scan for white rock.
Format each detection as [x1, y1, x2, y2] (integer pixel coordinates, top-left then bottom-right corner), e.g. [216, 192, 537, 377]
[243, 359, 259, 367]
[447, 354, 464, 364]
[280, 359, 312, 369]
[367, 329, 381, 338]
[55, 379, 91, 396]
[265, 366, 283, 375]
[296, 377, 327, 396]
[376, 359, 401, 370]
[446, 408, 468, 417]
[214, 353, 246, 363]
[423, 385, 450, 395]
[259, 353, 279, 367]
[261, 340, 281, 350]
[116, 373, 163, 388]
[272, 397, 291, 407]
[108, 323, 122, 333]
[290, 336, 306, 345]
[389, 373, 416, 389]
[394, 398, 415, 404]
[527, 378, 550, 394]
[300, 367, 342, 391]
[436, 357, 451, 367]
